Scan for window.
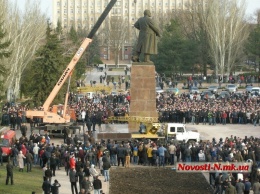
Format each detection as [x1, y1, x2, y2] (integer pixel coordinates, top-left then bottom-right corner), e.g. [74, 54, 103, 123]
[124, 48, 128, 51]
[177, 127, 184, 133]
[170, 127, 175, 132]
[71, 9, 74, 14]
[103, 55, 107, 59]
[104, 48, 107, 51]
[57, 2, 60, 6]
[64, 10, 67, 14]
[57, 10, 60, 14]
[124, 55, 128, 59]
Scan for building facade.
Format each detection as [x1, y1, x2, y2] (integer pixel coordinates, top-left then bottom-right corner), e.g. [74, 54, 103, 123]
[52, 0, 196, 63]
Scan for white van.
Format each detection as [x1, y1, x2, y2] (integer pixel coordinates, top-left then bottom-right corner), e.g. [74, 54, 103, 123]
[86, 92, 95, 99]
[251, 87, 260, 95]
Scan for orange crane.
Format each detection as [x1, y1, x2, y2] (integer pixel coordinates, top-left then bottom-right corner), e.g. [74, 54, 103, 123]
[26, 0, 117, 124]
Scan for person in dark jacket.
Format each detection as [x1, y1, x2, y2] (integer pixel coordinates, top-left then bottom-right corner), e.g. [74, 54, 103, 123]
[244, 178, 251, 194]
[6, 161, 14, 185]
[81, 176, 92, 194]
[93, 176, 102, 194]
[117, 144, 126, 167]
[69, 168, 78, 194]
[42, 177, 51, 194]
[235, 179, 244, 194]
[77, 168, 84, 191]
[225, 182, 237, 194]
[25, 150, 33, 172]
[20, 123, 27, 137]
[102, 156, 111, 182]
[83, 162, 91, 178]
[51, 179, 61, 194]
[45, 167, 53, 183]
[50, 154, 57, 176]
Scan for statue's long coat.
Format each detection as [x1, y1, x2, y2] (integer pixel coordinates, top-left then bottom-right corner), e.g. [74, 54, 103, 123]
[134, 16, 160, 55]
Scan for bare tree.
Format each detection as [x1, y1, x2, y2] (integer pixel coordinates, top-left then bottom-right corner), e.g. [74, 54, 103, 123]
[103, 16, 128, 67]
[202, 0, 249, 78]
[176, 0, 211, 76]
[1, 0, 47, 99]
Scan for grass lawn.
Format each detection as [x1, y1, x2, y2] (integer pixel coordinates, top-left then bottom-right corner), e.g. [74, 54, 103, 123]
[0, 165, 43, 194]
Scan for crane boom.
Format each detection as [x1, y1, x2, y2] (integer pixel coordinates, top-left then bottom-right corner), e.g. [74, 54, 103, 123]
[42, 0, 117, 111]
[26, 0, 117, 123]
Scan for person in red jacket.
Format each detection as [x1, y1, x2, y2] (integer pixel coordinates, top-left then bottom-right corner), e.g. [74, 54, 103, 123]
[69, 153, 76, 169]
[221, 111, 227, 125]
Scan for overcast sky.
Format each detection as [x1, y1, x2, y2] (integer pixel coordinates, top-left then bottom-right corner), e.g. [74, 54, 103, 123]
[11, 0, 260, 21]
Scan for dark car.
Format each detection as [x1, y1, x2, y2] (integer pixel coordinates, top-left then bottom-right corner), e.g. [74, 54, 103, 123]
[200, 90, 215, 99]
[207, 85, 218, 93]
[232, 91, 244, 99]
[189, 86, 200, 94]
[217, 91, 231, 99]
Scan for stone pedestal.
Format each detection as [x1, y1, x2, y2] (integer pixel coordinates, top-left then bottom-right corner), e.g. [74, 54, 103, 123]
[128, 62, 158, 133]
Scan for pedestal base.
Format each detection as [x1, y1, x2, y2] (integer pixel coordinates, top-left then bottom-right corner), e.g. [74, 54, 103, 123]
[128, 62, 158, 133]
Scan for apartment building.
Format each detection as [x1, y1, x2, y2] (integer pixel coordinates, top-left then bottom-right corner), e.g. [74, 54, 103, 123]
[52, 0, 196, 63]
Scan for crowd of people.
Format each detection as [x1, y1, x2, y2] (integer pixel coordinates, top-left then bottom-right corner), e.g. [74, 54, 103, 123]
[157, 91, 260, 126]
[2, 81, 260, 194]
[3, 125, 260, 194]
[2, 83, 260, 129]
